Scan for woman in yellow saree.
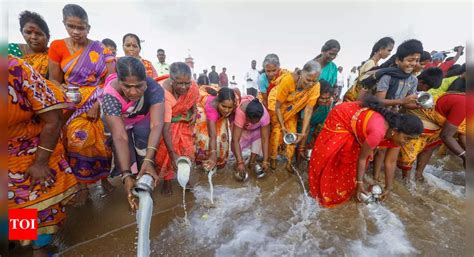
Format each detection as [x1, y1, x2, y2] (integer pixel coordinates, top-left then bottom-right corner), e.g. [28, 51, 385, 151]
[48, 4, 115, 204]
[271, 60, 321, 172]
[8, 11, 51, 78]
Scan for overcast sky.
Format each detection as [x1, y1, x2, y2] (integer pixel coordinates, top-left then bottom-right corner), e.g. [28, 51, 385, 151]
[7, 0, 471, 85]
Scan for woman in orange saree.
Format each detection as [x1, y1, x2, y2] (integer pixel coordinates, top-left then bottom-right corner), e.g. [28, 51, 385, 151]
[156, 62, 199, 195]
[8, 11, 51, 78]
[194, 86, 238, 172]
[122, 33, 158, 79]
[8, 56, 79, 253]
[270, 61, 321, 172]
[48, 4, 115, 203]
[308, 96, 423, 207]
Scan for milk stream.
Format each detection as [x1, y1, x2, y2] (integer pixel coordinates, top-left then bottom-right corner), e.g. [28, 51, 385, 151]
[208, 168, 216, 204]
[136, 191, 152, 257]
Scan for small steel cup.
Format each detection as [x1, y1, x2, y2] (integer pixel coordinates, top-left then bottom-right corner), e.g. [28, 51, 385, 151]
[370, 185, 383, 200]
[416, 92, 434, 109]
[66, 85, 82, 104]
[132, 174, 155, 196]
[283, 133, 297, 145]
[254, 163, 266, 179]
[359, 192, 374, 204]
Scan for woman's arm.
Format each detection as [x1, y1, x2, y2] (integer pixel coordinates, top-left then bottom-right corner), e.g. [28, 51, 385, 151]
[104, 115, 131, 172]
[383, 147, 399, 191]
[261, 124, 270, 165]
[355, 142, 374, 197]
[440, 122, 465, 161]
[48, 61, 64, 88]
[275, 100, 286, 132]
[144, 102, 165, 168]
[27, 109, 63, 192]
[231, 125, 244, 163]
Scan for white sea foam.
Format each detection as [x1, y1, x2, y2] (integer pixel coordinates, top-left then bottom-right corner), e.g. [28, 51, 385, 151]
[424, 165, 465, 198]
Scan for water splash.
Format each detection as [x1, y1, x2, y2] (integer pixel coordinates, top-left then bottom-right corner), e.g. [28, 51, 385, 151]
[350, 204, 417, 257]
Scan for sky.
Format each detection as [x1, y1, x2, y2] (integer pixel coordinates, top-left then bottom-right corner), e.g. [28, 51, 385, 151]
[6, 0, 472, 86]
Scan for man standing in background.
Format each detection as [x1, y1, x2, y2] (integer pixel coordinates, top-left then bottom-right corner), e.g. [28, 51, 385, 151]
[197, 69, 210, 86]
[335, 66, 345, 101]
[219, 67, 229, 87]
[209, 65, 220, 85]
[347, 66, 357, 88]
[155, 49, 170, 76]
[244, 60, 259, 97]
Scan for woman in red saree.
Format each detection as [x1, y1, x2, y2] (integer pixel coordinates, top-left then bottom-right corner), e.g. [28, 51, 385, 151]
[48, 4, 115, 204]
[155, 62, 199, 195]
[308, 96, 423, 207]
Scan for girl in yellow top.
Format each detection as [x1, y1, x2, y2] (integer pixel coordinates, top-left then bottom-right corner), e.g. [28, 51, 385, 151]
[272, 60, 321, 172]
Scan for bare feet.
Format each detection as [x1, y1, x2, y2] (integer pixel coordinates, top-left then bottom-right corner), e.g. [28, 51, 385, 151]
[270, 159, 277, 170]
[69, 184, 89, 207]
[285, 162, 295, 173]
[161, 180, 173, 196]
[415, 174, 425, 183]
[100, 178, 115, 197]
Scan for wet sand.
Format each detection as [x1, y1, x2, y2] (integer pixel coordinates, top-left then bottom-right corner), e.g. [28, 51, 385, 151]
[8, 153, 465, 257]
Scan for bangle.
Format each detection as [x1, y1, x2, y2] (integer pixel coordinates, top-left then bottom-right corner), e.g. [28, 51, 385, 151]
[121, 171, 134, 184]
[143, 158, 155, 165]
[458, 151, 466, 157]
[356, 180, 364, 184]
[209, 149, 217, 153]
[262, 161, 270, 165]
[237, 160, 245, 165]
[147, 146, 158, 151]
[37, 145, 54, 153]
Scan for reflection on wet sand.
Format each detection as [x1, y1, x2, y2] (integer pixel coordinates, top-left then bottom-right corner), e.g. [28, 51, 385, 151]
[9, 154, 464, 257]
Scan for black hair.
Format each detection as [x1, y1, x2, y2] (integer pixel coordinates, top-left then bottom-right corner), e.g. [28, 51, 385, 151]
[169, 62, 192, 81]
[420, 51, 432, 62]
[245, 98, 264, 120]
[395, 39, 423, 61]
[123, 33, 141, 49]
[369, 37, 394, 58]
[62, 4, 88, 23]
[361, 95, 423, 136]
[116, 56, 146, 81]
[321, 39, 340, 52]
[157, 48, 165, 54]
[101, 38, 116, 49]
[417, 67, 443, 89]
[216, 87, 236, 103]
[19, 11, 50, 39]
[445, 64, 465, 78]
[319, 79, 334, 95]
[379, 55, 397, 68]
[448, 77, 465, 92]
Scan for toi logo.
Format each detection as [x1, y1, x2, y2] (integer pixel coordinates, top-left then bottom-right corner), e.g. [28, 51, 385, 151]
[8, 209, 38, 240]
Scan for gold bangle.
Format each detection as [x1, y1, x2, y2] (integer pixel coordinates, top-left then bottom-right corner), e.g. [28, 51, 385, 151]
[262, 161, 270, 165]
[356, 180, 364, 184]
[147, 146, 158, 151]
[37, 145, 54, 153]
[209, 149, 217, 153]
[143, 158, 155, 165]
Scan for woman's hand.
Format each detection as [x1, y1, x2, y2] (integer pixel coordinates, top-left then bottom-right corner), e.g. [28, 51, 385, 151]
[379, 187, 392, 202]
[124, 176, 138, 212]
[402, 94, 418, 105]
[87, 101, 100, 120]
[355, 183, 370, 202]
[25, 162, 56, 193]
[261, 161, 269, 172]
[294, 133, 306, 145]
[138, 161, 159, 187]
[203, 151, 217, 171]
[236, 162, 246, 173]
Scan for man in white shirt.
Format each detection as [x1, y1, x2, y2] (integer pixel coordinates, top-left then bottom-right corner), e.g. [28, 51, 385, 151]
[244, 60, 259, 97]
[347, 66, 357, 88]
[335, 66, 345, 101]
[155, 49, 170, 76]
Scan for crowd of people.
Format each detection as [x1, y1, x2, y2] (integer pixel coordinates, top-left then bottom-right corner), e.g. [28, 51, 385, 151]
[7, 3, 466, 254]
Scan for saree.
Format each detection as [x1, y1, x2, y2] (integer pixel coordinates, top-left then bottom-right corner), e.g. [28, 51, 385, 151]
[142, 59, 158, 79]
[397, 93, 466, 171]
[269, 73, 320, 161]
[8, 56, 79, 243]
[194, 85, 232, 169]
[319, 61, 338, 87]
[308, 102, 382, 207]
[50, 40, 115, 183]
[8, 43, 49, 78]
[156, 82, 199, 180]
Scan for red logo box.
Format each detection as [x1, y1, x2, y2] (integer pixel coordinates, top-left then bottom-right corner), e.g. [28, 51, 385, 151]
[8, 209, 38, 240]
